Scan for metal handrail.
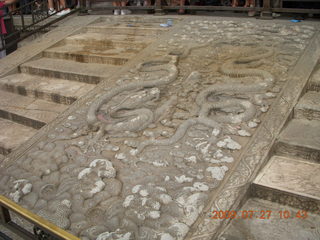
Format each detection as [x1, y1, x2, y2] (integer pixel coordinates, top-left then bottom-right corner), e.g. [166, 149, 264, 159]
[87, 0, 320, 15]
[0, 0, 78, 52]
[0, 195, 80, 240]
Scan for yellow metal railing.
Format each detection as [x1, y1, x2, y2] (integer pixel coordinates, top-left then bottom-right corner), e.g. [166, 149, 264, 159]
[0, 195, 80, 240]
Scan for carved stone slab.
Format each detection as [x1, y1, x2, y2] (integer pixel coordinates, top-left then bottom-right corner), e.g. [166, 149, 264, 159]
[0, 17, 319, 240]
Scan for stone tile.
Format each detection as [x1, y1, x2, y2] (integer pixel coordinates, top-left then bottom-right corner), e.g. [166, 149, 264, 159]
[20, 58, 115, 84]
[309, 66, 320, 91]
[43, 44, 133, 65]
[86, 25, 167, 36]
[0, 73, 96, 105]
[219, 198, 320, 240]
[254, 155, 320, 200]
[276, 119, 320, 162]
[294, 91, 320, 120]
[64, 33, 151, 49]
[0, 118, 37, 155]
[0, 90, 67, 128]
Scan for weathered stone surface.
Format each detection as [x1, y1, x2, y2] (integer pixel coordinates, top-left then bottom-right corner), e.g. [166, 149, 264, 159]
[219, 198, 320, 240]
[86, 25, 167, 36]
[20, 58, 115, 84]
[43, 44, 134, 65]
[0, 90, 67, 129]
[294, 91, 320, 120]
[0, 73, 96, 105]
[276, 119, 320, 162]
[254, 155, 320, 201]
[309, 66, 320, 91]
[63, 32, 152, 49]
[0, 16, 319, 240]
[0, 118, 37, 154]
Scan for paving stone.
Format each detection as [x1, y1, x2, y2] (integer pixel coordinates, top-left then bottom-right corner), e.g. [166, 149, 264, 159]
[63, 32, 151, 49]
[254, 155, 320, 201]
[294, 91, 320, 120]
[43, 44, 134, 65]
[20, 58, 115, 84]
[86, 25, 167, 36]
[219, 198, 320, 240]
[0, 118, 37, 155]
[276, 119, 320, 162]
[0, 90, 67, 129]
[0, 73, 96, 105]
[309, 66, 320, 91]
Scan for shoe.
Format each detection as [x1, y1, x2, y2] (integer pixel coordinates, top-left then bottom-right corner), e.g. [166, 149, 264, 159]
[48, 8, 56, 15]
[114, 9, 120, 15]
[121, 9, 131, 15]
[57, 8, 71, 16]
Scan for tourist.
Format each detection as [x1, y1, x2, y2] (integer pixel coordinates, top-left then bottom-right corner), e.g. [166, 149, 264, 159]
[0, 0, 16, 58]
[112, 0, 131, 15]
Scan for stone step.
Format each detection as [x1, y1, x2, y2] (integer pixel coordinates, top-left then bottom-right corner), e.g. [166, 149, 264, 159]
[252, 155, 320, 213]
[294, 91, 320, 120]
[86, 25, 167, 36]
[0, 73, 95, 105]
[0, 118, 37, 155]
[309, 65, 320, 91]
[43, 44, 134, 65]
[275, 119, 320, 163]
[63, 33, 151, 49]
[20, 58, 114, 84]
[84, 32, 154, 42]
[0, 90, 67, 129]
[219, 198, 320, 240]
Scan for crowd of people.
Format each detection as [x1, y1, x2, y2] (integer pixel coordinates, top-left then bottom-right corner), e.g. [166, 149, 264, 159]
[1, 0, 79, 16]
[1, 0, 259, 17]
[112, 0, 257, 15]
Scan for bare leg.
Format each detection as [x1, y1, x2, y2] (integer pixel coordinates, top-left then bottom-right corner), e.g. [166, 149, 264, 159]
[178, 0, 185, 14]
[48, 0, 54, 9]
[8, 3, 16, 14]
[232, 0, 238, 7]
[59, 0, 66, 9]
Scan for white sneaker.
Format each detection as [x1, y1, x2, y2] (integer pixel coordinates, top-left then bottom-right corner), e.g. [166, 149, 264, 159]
[114, 9, 120, 15]
[48, 8, 56, 15]
[121, 9, 131, 15]
[57, 8, 71, 16]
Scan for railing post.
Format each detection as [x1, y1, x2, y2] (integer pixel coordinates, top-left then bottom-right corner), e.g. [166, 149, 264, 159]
[79, 0, 89, 15]
[0, 205, 11, 223]
[154, 0, 164, 15]
[260, 0, 273, 19]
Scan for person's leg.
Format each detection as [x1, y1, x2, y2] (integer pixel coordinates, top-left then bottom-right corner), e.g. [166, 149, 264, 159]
[232, 0, 238, 7]
[113, 1, 121, 15]
[178, 0, 185, 14]
[244, 0, 254, 7]
[48, 0, 57, 14]
[59, 0, 66, 8]
[120, 1, 130, 15]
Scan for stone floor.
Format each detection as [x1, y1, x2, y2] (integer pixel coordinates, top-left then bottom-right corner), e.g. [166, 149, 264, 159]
[0, 15, 320, 240]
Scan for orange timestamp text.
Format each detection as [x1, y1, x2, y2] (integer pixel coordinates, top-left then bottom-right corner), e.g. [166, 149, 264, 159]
[210, 210, 308, 220]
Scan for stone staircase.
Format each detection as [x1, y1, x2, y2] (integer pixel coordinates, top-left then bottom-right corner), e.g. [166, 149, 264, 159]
[253, 66, 320, 211]
[219, 65, 320, 240]
[0, 19, 167, 159]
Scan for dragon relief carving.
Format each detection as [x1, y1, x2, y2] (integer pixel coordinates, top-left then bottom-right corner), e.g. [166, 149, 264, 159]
[85, 47, 275, 156]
